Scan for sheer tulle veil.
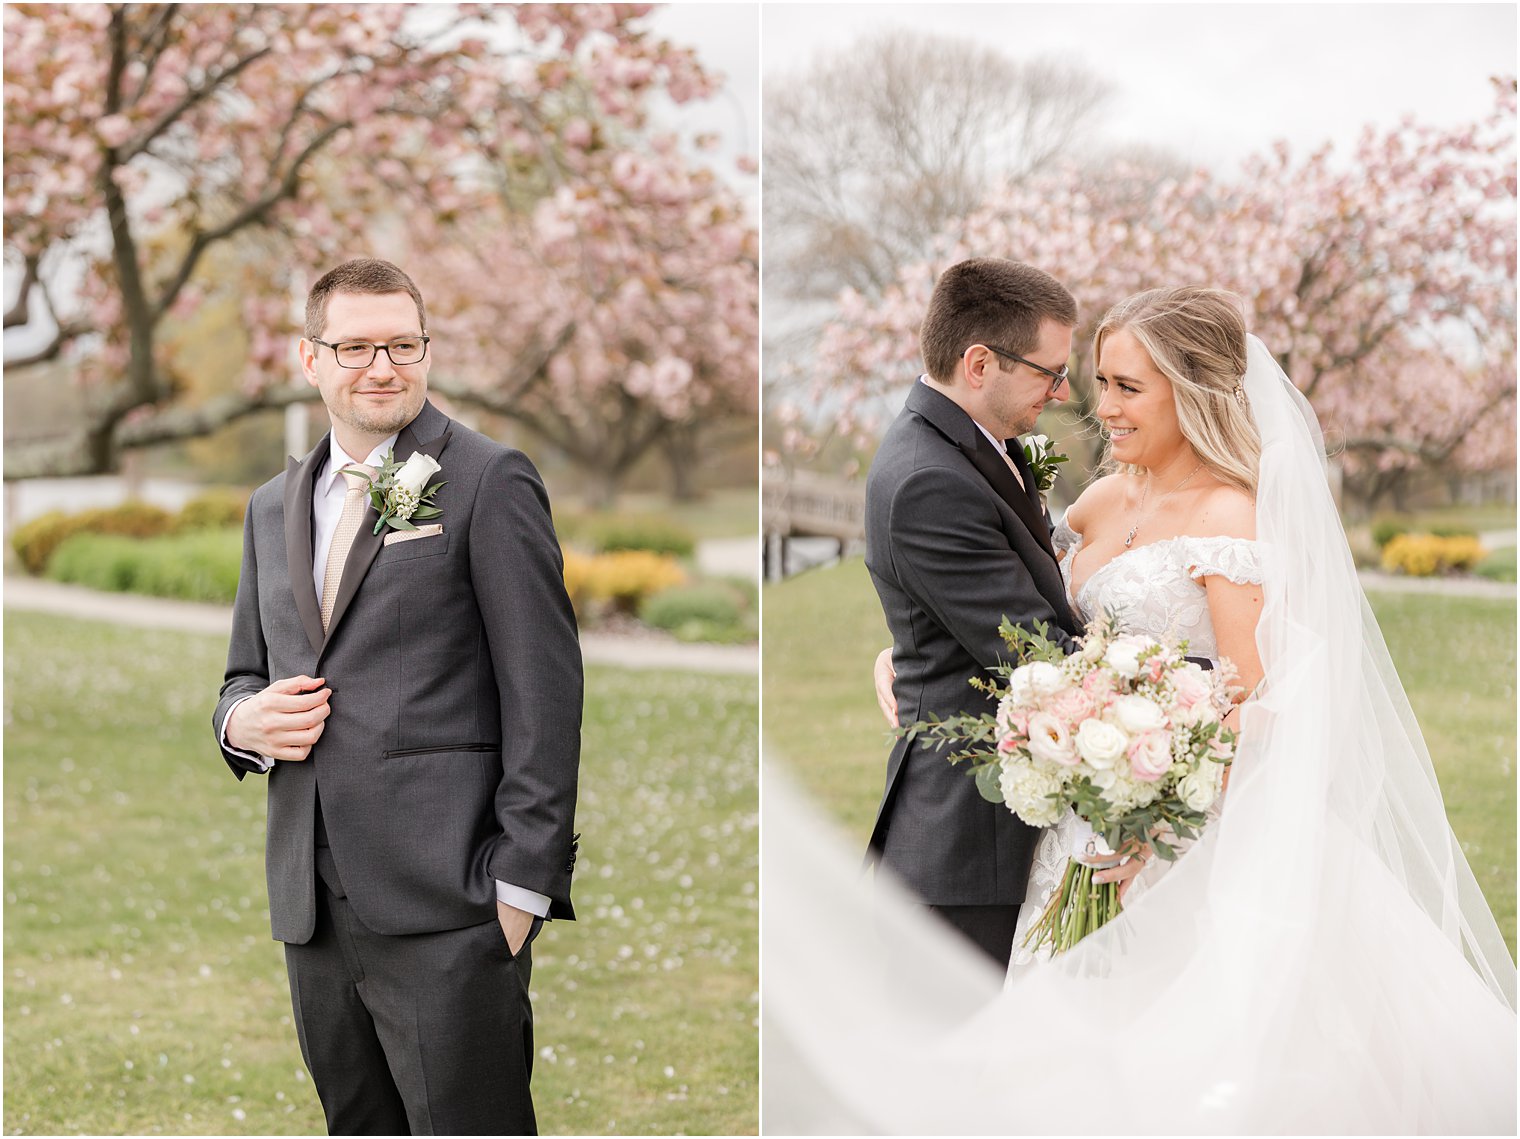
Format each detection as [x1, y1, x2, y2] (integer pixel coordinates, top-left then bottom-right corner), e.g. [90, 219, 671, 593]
[762, 335, 1516, 1134]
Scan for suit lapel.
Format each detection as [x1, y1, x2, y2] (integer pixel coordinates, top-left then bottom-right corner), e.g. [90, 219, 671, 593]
[905, 382, 1059, 564]
[964, 435, 1059, 562]
[321, 401, 454, 649]
[285, 442, 329, 655]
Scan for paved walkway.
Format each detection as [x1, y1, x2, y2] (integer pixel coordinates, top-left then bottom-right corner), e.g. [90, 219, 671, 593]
[1356, 569, 1515, 600]
[2, 577, 758, 676]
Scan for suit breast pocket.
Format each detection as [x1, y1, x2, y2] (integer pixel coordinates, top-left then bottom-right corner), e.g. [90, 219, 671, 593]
[373, 529, 450, 566]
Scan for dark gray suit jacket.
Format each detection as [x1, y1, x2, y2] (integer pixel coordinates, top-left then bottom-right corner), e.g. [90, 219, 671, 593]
[864, 381, 1080, 906]
[214, 400, 582, 944]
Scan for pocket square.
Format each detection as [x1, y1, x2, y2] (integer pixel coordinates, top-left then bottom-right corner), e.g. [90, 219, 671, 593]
[383, 523, 444, 546]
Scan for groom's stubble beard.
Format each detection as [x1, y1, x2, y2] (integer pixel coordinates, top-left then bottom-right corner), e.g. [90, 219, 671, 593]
[985, 367, 1043, 438]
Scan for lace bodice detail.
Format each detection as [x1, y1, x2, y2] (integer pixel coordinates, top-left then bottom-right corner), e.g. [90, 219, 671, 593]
[1051, 518, 1262, 659]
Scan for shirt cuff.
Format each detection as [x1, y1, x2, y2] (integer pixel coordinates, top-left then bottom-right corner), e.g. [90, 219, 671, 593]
[495, 881, 552, 917]
[220, 698, 275, 772]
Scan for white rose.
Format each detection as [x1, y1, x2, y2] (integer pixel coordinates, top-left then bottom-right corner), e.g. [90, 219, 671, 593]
[1187, 697, 1221, 727]
[1026, 712, 1078, 767]
[1103, 636, 1147, 680]
[1180, 767, 1220, 811]
[998, 762, 1065, 828]
[1007, 664, 1037, 707]
[395, 451, 442, 496]
[1075, 718, 1127, 769]
[1112, 694, 1167, 735]
[1027, 433, 1050, 457]
[1025, 660, 1066, 698]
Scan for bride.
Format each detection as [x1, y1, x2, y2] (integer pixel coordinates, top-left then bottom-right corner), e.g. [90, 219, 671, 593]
[763, 287, 1516, 1134]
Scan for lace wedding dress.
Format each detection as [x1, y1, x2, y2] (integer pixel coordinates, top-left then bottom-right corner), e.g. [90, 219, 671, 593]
[1010, 522, 1263, 968]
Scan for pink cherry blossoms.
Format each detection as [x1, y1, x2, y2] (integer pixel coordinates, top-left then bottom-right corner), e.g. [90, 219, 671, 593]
[787, 79, 1516, 486]
[3, 3, 755, 491]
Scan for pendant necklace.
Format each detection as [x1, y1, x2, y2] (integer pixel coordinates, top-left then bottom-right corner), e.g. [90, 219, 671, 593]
[1125, 463, 1204, 547]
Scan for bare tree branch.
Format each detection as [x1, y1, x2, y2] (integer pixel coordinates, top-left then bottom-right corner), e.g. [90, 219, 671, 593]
[152, 119, 349, 320]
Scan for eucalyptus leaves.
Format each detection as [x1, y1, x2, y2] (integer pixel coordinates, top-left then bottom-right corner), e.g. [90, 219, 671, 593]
[344, 450, 446, 535]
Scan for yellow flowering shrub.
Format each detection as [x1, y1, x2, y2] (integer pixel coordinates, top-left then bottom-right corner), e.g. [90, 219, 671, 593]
[560, 547, 596, 616]
[585, 550, 687, 614]
[1381, 533, 1487, 576]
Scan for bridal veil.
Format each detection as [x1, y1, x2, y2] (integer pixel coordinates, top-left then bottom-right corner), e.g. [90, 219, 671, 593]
[762, 336, 1516, 1134]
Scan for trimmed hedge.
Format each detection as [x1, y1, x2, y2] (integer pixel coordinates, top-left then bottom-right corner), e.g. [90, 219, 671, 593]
[11, 502, 178, 575]
[46, 528, 244, 603]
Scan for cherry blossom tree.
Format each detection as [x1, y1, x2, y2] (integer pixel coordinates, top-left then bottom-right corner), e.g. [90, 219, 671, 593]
[3, 2, 756, 500]
[783, 79, 1516, 511]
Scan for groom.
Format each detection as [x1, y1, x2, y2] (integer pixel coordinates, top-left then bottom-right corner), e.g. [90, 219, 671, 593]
[864, 257, 1082, 968]
[213, 258, 581, 1134]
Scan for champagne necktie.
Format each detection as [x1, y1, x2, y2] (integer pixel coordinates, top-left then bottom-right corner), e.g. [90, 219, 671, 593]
[320, 465, 376, 631]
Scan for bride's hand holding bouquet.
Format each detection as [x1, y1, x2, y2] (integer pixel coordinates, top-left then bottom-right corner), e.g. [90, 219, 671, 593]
[900, 613, 1240, 954]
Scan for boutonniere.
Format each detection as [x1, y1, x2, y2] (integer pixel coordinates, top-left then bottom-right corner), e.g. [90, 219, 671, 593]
[344, 450, 446, 535]
[1020, 433, 1068, 495]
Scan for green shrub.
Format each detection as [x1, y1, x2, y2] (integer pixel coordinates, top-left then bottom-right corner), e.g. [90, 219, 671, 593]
[47, 528, 244, 603]
[640, 581, 756, 643]
[1370, 518, 1409, 549]
[175, 488, 249, 532]
[11, 502, 177, 575]
[1474, 547, 1517, 583]
[574, 514, 696, 559]
[641, 582, 744, 630]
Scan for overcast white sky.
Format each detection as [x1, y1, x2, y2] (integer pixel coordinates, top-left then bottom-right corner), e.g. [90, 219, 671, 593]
[757, 3, 1516, 174]
[650, 4, 761, 205]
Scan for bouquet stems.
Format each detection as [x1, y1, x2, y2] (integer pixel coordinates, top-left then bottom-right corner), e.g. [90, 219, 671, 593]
[1021, 859, 1122, 956]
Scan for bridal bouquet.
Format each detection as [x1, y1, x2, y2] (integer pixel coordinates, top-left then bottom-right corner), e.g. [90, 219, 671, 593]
[901, 613, 1239, 954]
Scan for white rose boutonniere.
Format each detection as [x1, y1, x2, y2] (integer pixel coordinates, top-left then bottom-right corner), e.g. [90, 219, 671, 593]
[1020, 433, 1069, 494]
[345, 449, 446, 535]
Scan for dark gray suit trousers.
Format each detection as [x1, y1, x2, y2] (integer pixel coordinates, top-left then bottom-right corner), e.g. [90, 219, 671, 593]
[285, 817, 540, 1136]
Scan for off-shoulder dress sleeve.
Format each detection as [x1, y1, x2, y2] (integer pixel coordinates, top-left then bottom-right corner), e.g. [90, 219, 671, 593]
[1051, 515, 1081, 557]
[1182, 536, 1263, 585]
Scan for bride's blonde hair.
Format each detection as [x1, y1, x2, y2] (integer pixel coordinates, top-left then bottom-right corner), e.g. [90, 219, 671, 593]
[1093, 287, 1260, 495]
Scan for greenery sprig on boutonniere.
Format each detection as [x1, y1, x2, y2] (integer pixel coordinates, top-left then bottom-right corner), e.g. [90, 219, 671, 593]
[344, 449, 446, 535]
[1020, 433, 1068, 494]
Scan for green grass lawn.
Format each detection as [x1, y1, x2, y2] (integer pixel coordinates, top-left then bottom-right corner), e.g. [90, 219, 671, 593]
[3, 612, 757, 1136]
[763, 557, 1517, 954]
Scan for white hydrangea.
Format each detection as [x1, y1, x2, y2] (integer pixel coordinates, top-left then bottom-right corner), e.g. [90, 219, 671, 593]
[999, 761, 1065, 827]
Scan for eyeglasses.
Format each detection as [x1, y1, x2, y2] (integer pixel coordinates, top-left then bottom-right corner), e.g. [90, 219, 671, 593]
[312, 336, 430, 369]
[982, 345, 1069, 394]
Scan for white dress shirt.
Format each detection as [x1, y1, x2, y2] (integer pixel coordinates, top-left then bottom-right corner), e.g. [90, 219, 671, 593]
[219, 434, 550, 917]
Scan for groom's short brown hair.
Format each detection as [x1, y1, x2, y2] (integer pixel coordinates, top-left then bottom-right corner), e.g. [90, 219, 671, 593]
[919, 258, 1076, 383]
[304, 258, 427, 340]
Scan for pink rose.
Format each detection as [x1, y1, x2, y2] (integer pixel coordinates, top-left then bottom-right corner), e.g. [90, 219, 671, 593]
[1129, 731, 1173, 782]
[1172, 666, 1211, 709]
[1047, 689, 1095, 731]
[1081, 670, 1115, 704]
[1146, 657, 1166, 684]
